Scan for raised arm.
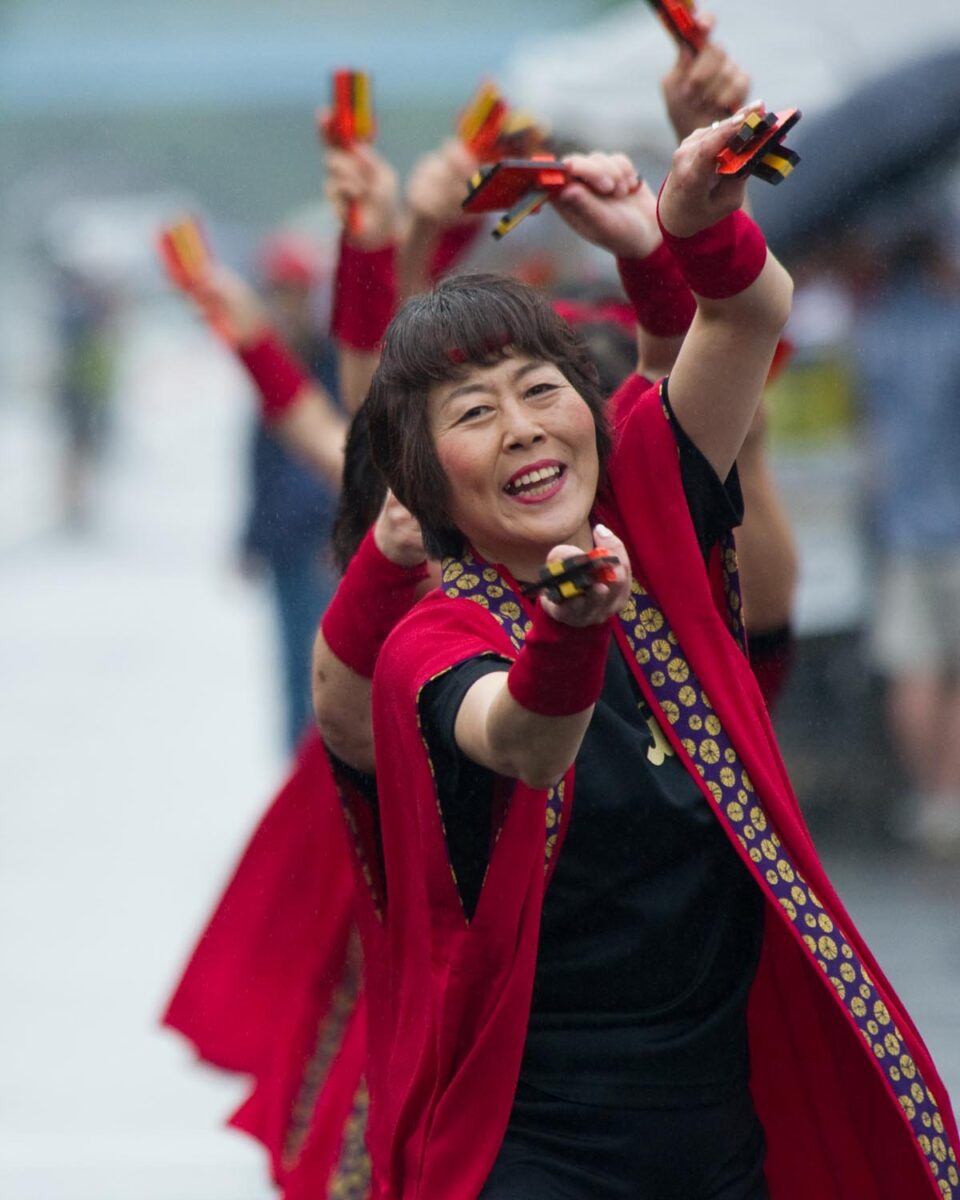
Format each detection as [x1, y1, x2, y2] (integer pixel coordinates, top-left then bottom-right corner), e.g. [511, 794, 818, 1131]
[550, 152, 689, 380]
[658, 115, 793, 479]
[397, 137, 483, 298]
[660, 15, 751, 143]
[322, 134, 402, 415]
[661, 39, 797, 632]
[552, 114, 797, 649]
[191, 267, 346, 486]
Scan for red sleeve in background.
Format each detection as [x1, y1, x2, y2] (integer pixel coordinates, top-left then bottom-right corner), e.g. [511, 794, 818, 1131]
[427, 221, 484, 283]
[237, 330, 310, 422]
[616, 241, 696, 337]
[331, 235, 397, 351]
[321, 528, 429, 678]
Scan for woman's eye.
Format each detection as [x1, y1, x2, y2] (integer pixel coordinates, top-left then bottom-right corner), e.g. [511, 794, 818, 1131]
[456, 404, 489, 423]
[526, 381, 558, 399]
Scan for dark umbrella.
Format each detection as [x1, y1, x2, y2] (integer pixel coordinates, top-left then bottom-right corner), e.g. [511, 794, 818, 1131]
[752, 48, 960, 260]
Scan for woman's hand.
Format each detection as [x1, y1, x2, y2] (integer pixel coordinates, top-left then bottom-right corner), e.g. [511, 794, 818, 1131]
[540, 525, 631, 627]
[552, 153, 660, 260]
[404, 138, 480, 229]
[661, 17, 751, 143]
[191, 265, 269, 347]
[372, 490, 427, 568]
[657, 106, 762, 238]
[319, 126, 401, 250]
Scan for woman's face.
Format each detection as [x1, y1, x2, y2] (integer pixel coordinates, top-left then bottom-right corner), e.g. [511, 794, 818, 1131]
[427, 353, 600, 577]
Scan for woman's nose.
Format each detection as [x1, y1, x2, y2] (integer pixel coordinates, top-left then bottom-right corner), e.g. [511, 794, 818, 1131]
[502, 400, 545, 448]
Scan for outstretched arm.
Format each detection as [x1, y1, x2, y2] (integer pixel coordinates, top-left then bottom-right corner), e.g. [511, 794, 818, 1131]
[452, 526, 631, 789]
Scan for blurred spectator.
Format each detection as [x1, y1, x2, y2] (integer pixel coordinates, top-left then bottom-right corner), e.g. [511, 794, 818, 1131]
[851, 224, 960, 851]
[51, 265, 118, 527]
[241, 234, 341, 752]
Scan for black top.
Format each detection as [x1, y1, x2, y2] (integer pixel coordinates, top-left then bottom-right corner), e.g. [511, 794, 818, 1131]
[418, 397, 765, 1108]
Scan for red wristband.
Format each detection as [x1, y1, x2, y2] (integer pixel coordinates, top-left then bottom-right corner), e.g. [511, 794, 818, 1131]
[616, 242, 696, 337]
[331, 234, 398, 351]
[321, 528, 429, 678]
[237, 330, 309, 422]
[657, 207, 767, 300]
[507, 604, 611, 717]
[428, 221, 483, 282]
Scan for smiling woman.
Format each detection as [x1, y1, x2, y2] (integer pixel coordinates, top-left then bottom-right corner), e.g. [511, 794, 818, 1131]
[367, 272, 610, 566]
[358, 125, 958, 1200]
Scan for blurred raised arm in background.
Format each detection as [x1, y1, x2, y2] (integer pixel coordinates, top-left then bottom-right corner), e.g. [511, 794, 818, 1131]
[398, 136, 483, 299]
[321, 129, 402, 414]
[660, 13, 751, 141]
[190, 264, 347, 487]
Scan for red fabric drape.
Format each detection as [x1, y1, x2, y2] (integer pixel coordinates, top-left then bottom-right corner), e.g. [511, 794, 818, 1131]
[162, 732, 367, 1196]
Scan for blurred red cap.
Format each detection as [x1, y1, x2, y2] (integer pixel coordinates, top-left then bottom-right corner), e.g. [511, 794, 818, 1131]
[257, 234, 325, 287]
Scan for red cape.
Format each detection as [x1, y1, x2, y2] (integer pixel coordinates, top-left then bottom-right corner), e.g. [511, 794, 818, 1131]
[368, 376, 958, 1199]
[162, 731, 368, 1196]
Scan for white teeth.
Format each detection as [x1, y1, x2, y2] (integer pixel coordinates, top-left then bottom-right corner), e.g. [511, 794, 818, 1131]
[508, 465, 561, 494]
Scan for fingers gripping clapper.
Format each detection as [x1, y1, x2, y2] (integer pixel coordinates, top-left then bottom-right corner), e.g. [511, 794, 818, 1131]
[716, 108, 802, 185]
[520, 549, 621, 603]
[462, 157, 569, 239]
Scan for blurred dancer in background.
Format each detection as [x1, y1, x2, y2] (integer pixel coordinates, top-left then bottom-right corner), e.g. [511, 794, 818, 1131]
[240, 234, 344, 750]
[852, 221, 960, 851]
[50, 262, 118, 528]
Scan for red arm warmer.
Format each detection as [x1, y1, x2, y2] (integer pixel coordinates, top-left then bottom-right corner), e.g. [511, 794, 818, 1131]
[656, 207, 767, 301]
[321, 528, 429, 678]
[428, 221, 484, 283]
[616, 241, 696, 337]
[506, 603, 611, 717]
[236, 330, 310, 422]
[331, 235, 398, 352]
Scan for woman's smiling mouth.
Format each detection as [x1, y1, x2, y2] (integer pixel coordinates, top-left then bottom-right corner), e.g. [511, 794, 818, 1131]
[503, 462, 567, 502]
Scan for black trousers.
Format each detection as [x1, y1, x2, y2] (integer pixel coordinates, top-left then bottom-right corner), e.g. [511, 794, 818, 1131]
[480, 1080, 769, 1200]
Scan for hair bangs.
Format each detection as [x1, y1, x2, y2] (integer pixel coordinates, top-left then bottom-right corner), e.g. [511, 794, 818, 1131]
[380, 273, 582, 390]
